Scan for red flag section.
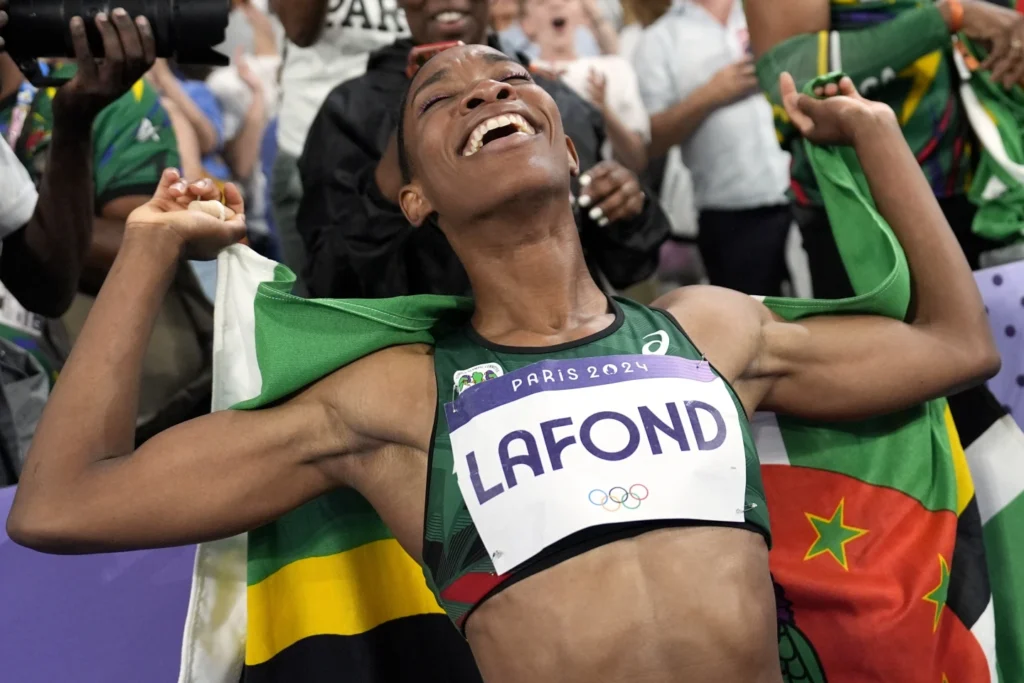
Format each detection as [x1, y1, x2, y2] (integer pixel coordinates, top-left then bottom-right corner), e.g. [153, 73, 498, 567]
[764, 465, 990, 683]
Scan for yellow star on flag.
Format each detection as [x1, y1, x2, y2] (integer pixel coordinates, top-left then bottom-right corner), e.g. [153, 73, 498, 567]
[923, 555, 951, 633]
[803, 498, 869, 570]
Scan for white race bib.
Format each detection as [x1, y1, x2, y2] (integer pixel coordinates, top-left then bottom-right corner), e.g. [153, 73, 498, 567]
[445, 354, 747, 574]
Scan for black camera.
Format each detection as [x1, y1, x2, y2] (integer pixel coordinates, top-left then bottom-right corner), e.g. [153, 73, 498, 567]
[2, 0, 231, 66]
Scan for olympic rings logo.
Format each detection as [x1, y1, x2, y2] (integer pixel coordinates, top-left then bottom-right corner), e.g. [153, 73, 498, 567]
[588, 484, 649, 512]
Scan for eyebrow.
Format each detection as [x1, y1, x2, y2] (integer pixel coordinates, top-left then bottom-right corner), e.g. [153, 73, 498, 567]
[411, 53, 520, 106]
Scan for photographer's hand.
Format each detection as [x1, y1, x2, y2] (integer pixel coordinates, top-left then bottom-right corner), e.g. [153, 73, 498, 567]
[53, 9, 157, 121]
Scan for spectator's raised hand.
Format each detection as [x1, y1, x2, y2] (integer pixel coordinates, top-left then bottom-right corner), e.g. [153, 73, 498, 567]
[779, 72, 897, 146]
[235, 48, 264, 95]
[144, 57, 175, 93]
[577, 160, 646, 226]
[53, 9, 157, 120]
[127, 169, 247, 260]
[586, 68, 607, 112]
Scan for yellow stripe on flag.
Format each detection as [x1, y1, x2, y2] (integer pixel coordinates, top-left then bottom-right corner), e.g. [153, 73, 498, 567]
[245, 539, 444, 666]
[944, 404, 974, 516]
[817, 31, 829, 76]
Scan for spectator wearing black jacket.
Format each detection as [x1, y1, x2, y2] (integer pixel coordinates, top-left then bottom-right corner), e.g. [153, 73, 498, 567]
[297, 0, 669, 299]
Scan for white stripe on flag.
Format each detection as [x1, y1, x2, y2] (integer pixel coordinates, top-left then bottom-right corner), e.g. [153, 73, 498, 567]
[211, 245, 280, 411]
[753, 412, 790, 466]
[972, 597, 1001, 683]
[965, 415, 1024, 526]
[180, 245, 281, 683]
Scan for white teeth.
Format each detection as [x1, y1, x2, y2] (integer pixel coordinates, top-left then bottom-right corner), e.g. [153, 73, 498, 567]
[435, 11, 464, 22]
[462, 113, 537, 156]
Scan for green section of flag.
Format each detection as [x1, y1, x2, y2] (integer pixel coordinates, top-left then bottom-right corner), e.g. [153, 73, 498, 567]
[234, 264, 473, 413]
[777, 399, 959, 514]
[986, 491, 1024, 683]
[247, 489, 395, 586]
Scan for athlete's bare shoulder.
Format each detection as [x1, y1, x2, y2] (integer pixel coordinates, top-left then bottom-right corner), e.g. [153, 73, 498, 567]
[653, 285, 771, 405]
[307, 343, 438, 454]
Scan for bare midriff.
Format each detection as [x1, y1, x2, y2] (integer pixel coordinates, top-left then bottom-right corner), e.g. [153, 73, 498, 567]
[465, 526, 782, 683]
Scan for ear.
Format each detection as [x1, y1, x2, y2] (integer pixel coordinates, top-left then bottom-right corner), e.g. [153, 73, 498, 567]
[399, 182, 435, 227]
[564, 135, 580, 177]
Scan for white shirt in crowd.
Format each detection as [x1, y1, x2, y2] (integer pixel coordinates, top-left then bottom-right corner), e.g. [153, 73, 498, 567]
[533, 55, 650, 159]
[277, 0, 409, 158]
[0, 136, 37, 240]
[633, 0, 789, 211]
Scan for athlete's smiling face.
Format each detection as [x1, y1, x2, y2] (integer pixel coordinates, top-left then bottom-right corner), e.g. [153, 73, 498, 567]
[398, 45, 579, 231]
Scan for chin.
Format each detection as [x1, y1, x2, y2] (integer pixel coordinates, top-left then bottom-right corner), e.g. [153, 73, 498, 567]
[471, 161, 570, 215]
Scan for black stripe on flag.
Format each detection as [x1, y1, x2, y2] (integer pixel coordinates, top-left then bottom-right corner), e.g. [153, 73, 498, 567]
[944, 384, 1004, 631]
[948, 495, 991, 630]
[946, 385, 1007, 448]
[242, 615, 482, 683]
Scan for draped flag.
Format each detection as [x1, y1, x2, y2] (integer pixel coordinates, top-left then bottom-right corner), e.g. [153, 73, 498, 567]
[177, 73, 1023, 683]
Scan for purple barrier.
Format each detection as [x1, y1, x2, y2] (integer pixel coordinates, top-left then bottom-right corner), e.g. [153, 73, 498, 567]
[975, 261, 1024, 427]
[0, 486, 194, 683]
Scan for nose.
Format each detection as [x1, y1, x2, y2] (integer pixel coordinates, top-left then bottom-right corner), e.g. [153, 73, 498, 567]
[460, 79, 516, 113]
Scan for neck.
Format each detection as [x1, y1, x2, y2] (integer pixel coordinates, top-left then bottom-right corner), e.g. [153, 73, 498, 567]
[693, 0, 732, 24]
[451, 198, 608, 344]
[0, 55, 26, 101]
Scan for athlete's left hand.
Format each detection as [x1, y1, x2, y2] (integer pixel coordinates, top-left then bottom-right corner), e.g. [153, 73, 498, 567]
[780, 72, 897, 147]
[126, 169, 247, 261]
[577, 161, 645, 227]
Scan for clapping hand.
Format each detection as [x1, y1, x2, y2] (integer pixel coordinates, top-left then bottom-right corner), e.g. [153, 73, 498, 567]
[586, 69, 608, 112]
[0, 0, 9, 53]
[578, 160, 646, 226]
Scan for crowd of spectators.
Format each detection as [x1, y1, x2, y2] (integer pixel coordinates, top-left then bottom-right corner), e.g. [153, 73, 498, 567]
[1, 0, 1023, 484]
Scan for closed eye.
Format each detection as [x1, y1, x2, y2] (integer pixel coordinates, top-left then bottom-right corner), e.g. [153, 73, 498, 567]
[420, 94, 451, 113]
[501, 71, 532, 83]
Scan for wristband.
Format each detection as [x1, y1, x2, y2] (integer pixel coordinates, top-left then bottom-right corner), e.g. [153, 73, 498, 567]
[948, 0, 964, 34]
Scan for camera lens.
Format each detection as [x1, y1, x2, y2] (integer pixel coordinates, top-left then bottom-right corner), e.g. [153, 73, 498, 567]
[3, 0, 230, 65]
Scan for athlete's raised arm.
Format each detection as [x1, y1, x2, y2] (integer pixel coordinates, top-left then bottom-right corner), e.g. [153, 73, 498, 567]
[7, 172, 433, 554]
[666, 74, 999, 422]
[757, 74, 998, 419]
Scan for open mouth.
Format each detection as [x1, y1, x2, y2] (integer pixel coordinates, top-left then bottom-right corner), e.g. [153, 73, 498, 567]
[552, 17, 567, 29]
[462, 113, 537, 156]
[434, 10, 468, 24]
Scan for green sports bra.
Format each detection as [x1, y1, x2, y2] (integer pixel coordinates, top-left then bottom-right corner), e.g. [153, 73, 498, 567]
[420, 297, 771, 632]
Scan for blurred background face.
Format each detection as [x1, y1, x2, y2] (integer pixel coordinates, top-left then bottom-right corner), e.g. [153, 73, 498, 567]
[522, 0, 581, 55]
[400, 0, 491, 45]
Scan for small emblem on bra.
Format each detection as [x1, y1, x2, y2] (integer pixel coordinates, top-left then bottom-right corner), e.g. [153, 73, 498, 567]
[454, 362, 504, 395]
